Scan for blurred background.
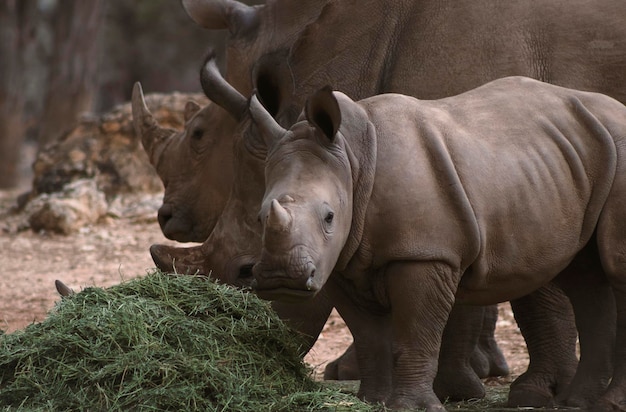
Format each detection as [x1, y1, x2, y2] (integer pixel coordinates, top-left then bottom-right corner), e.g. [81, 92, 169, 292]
[0, 0, 259, 191]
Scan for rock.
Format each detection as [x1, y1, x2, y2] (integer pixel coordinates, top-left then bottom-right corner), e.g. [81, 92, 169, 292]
[26, 179, 108, 235]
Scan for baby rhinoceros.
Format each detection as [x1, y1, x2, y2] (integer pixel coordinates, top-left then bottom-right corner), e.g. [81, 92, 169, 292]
[250, 77, 626, 411]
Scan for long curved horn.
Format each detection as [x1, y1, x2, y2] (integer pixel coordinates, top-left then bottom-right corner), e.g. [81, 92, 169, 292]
[249, 93, 288, 148]
[267, 199, 292, 232]
[181, 0, 261, 35]
[200, 51, 247, 121]
[131, 82, 172, 168]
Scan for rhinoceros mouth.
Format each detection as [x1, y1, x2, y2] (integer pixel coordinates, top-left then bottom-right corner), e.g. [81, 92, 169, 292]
[253, 287, 317, 302]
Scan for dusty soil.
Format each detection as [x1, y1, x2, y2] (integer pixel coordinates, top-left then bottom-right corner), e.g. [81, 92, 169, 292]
[0, 181, 528, 391]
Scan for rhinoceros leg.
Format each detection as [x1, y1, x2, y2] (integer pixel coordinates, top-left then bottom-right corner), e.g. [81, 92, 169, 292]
[508, 282, 578, 407]
[324, 307, 489, 401]
[324, 276, 394, 404]
[323, 343, 359, 380]
[325, 304, 508, 386]
[384, 261, 459, 411]
[270, 287, 335, 354]
[594, 168, 626, 411]
[470, 304, 510, 377]
[434, 304, 486, 401]
[551, 244, 615, 409]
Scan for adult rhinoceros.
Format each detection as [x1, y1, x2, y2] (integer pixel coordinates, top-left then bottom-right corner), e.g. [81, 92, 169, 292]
[251, 78, 626, 411]
[140, 0, 626, 406]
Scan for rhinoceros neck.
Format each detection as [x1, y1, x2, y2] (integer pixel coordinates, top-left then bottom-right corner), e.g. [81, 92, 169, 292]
[335, 119, 377, 272]
[286, 0, 439, 101]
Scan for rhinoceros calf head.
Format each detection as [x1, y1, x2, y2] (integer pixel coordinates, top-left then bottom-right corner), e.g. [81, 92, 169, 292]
[251, 88, 355, 301]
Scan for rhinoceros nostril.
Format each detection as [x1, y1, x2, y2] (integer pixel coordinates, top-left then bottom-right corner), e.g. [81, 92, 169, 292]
[239, 264, 254, 279]
[157, 204, 173, 228]
[305, 267, 316, 291]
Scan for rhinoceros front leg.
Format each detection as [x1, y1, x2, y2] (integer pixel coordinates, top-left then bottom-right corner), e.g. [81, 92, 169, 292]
[324, 276, 394, 404]
[270, 285, 335, 354]
[385, 261, 459, 412]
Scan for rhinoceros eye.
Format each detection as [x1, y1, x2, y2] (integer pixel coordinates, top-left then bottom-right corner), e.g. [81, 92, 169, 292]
[191, 128, 203, 140]
[324, 211, 334, 225]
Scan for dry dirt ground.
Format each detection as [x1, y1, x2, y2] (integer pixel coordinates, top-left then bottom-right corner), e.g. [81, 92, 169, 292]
[0, 182, 528, 393]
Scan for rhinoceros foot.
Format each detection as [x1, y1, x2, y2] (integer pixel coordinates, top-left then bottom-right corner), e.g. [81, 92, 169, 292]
[323, 343, 359, 380]
[554, 376, 610, 409]
[508, 382, 556, 408]
[325, 343, 487, 402]
[593, 389, 626, 412]
[434, 360, 485, 402]
[508, 369, 575, 408]
[470, 339, 509, 378]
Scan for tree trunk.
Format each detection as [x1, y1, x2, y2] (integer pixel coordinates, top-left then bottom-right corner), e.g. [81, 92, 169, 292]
[37, 0, 106, 146]
[0, 0, 36, 189]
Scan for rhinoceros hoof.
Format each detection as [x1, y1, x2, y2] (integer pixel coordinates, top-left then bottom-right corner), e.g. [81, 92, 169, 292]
[507, 383, 555, 408]
[433, 366, 485, 401]
[592, 393, 626, 412]
[386, 393, 446, 412]
[323, 344, 359, 380]
[470, 343, 510, 378]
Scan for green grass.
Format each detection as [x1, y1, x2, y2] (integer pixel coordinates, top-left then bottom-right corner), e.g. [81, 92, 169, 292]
[0, 271, 379, 411]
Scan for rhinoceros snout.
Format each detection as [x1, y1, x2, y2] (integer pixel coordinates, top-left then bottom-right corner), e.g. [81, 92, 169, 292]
[157, 204, 200, 242]
[238, 264, 255, 279]
[251, 260, 318, 298]
[157, 204, 173, 226]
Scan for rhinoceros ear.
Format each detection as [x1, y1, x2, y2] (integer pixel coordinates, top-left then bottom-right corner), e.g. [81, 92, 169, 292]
[181, 0, 261, 36]
[184, 101, 202, 123]
[252, 50, 294, 119]
[305, 86, 341, 142]
[249, 92, 287, 148]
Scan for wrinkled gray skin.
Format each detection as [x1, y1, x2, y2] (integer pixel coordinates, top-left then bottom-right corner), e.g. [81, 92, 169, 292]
[141, 0, 626, 405]
[251, 79, 626, 411]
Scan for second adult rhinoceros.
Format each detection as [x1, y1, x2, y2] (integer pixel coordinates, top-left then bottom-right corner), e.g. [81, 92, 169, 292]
[251, 78, 626, 411]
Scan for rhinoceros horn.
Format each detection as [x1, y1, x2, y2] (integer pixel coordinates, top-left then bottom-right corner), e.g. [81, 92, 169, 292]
[200, 51, 248, 121]
[131, 82, 172, 168]
[267, 199, 292, 233]
[181, 0, 261, 35]
[249, 93, 287, 148]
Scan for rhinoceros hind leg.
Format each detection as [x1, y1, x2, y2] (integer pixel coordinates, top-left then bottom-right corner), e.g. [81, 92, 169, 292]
[323, 343, 359, 380]
[552, 244, 615, 408]
[433, 303, 486, 401]
[470, 304, 509, 378]
[595, 190, 626, 411]
[507, 283, 578, 407]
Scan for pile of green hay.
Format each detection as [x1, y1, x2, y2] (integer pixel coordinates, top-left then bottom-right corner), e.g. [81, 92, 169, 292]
[0, 271, 376, 411]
